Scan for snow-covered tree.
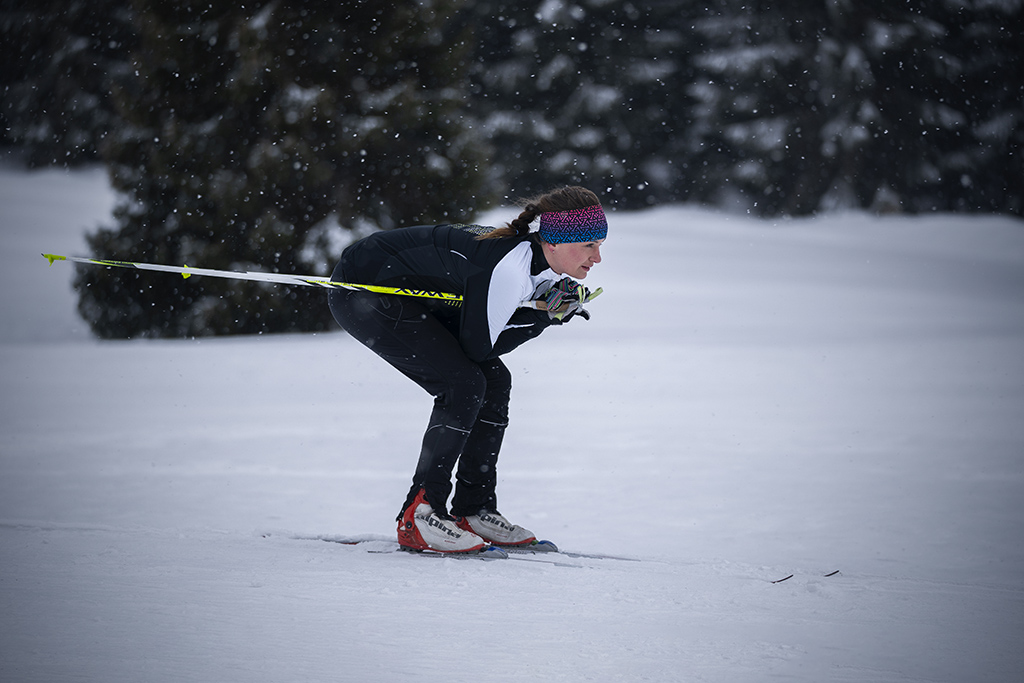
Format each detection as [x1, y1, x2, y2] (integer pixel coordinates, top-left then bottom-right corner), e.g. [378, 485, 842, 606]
[77, 0, 491, 338]
[951, 0, 1023, 215]
[686, 0, 1023, 216]
[8, 0, 1020, 275]
[0, 0, 135, 166]
[464, 0, 699, 208]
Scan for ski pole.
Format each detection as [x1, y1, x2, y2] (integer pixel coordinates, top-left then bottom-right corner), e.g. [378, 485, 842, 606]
[42, 253, 551, 309]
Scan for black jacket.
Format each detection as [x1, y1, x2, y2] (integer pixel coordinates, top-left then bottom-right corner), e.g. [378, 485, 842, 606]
[337, 224, 563, 361]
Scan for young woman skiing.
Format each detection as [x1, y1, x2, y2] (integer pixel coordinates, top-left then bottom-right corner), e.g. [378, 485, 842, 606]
[328, 186, 607, 553]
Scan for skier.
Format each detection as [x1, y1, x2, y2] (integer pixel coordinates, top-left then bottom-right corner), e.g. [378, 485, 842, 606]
[328, 186, 607, 553]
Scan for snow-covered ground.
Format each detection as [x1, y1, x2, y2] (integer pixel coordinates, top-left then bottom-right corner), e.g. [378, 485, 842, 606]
[2, 162, 1023, 682]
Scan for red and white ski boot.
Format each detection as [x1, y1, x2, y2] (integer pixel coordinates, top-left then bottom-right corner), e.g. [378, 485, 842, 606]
[455, 510, 537, 547]
[397, 489, 486, 554]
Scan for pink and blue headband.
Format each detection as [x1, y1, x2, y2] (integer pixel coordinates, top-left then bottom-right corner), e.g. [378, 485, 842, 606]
[538, 205, 608, 244]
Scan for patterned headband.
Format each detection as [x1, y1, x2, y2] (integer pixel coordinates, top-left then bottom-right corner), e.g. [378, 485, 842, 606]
[537, 204, 608, 244]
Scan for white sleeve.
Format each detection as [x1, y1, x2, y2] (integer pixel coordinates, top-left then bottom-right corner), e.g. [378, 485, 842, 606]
[485, 243, 535, 347]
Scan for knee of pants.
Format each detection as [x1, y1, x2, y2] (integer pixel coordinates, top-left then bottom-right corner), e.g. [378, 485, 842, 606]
[477, 362, 512, 422]
[482, 362, 512, 398]
[434, 364, 488, 414]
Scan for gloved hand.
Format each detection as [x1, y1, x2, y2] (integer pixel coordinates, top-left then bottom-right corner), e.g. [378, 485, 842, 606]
[533, 278, 603, 321]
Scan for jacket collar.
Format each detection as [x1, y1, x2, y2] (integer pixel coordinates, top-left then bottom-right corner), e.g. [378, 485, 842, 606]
[529, 239, 550, 276]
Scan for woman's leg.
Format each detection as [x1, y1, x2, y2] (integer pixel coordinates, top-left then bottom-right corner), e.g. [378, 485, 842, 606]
[451, 358, 511, 517]
[329, 288, 488, 516]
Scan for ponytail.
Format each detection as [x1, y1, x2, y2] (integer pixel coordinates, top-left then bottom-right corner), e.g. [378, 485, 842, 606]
[509, 203, 541, 236]
[477, 187, 601, 241]
[475, 203, 539, 240]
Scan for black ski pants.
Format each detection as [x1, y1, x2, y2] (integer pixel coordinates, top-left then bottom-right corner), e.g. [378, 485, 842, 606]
[328, 288, 511, 519]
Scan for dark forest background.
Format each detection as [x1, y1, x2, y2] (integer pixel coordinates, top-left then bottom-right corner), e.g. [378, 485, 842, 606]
[3, 0, 1021, 338]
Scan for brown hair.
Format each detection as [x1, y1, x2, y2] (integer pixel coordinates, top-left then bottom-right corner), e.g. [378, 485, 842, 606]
[478, 186, 602, 240]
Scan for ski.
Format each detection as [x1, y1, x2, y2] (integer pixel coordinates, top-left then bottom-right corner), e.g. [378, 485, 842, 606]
[300, 534, 640, 565]
[771, 570, 842, 584]
[504, 541, 641, 562]
[503, 539, 560, 553]
[313, 536, 508, 560]
[42, 252, 551, 310]
[369, 542, 583, 568]
[396, 545, 509, 561]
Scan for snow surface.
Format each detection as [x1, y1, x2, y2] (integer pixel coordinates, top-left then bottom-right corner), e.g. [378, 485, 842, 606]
[2, 162, 1024, 682]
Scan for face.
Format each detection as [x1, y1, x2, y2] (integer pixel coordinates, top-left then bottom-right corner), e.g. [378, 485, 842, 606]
[544, 239, 604, 279]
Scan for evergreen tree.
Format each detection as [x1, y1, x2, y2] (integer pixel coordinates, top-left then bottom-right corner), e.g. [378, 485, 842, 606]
[77, 0, 491, 338]
[0, 0, 135, 166]
[464, 0, 700, 209]
[685, 0, 886, 214]
[850, 0, 986, 215]
[686, 0, 1023, 216]
[952, 0, 1023, 215]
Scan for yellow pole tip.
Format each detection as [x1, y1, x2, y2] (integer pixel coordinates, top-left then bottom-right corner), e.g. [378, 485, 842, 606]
[182, 264, 191, 279]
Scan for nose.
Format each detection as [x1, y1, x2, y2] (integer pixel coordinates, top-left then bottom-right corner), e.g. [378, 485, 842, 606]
[592, 245, 602, 264]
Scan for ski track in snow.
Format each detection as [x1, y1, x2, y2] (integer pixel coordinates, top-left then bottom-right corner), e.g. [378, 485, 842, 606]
[2, 162, 1024, 682]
